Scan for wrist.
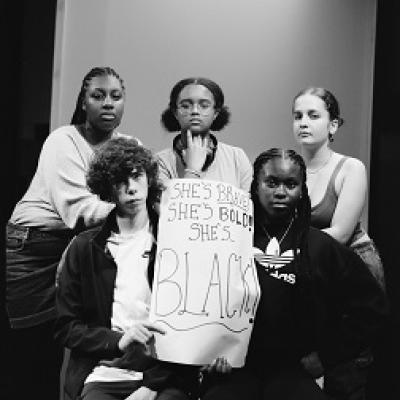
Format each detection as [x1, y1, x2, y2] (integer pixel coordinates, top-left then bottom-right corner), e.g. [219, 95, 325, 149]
[184, 168, 201, 178]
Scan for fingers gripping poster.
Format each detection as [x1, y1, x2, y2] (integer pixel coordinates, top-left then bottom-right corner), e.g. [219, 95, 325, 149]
[150, 179, 260, 367]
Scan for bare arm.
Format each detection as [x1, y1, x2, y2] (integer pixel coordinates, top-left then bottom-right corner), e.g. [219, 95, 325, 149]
[323, 158, 367, 244]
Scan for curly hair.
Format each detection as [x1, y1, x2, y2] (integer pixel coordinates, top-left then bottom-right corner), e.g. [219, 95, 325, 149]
[161, 77, 231, 132]
[86, 137, 163, 209]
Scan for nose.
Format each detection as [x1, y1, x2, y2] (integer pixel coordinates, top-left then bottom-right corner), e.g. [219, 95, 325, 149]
[274, 184, 287, 197]
[190, 103, 200, 114]
[299, 114, 308, 127]
[103, 94, 114, 108]
[126, 178, 137, 194]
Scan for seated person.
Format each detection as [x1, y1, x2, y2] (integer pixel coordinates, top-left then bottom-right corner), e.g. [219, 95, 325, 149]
[247, 148, 388, 400]
[55, 137, 166, 400]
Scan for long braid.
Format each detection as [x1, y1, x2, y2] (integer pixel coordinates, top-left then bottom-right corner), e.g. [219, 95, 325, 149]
[70, 67, 125, 125]
[251, 149, 311, 279]
[252, 148, 317, 345]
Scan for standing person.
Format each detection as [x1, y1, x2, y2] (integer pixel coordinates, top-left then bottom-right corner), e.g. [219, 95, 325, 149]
[157, 77, 253, 191]
[292, 86, 384, 289]
[292, 87, 385, 399]
[248, 148, 387, 400]
[55, 137, 166, 400]
[5, 66, 137, 400]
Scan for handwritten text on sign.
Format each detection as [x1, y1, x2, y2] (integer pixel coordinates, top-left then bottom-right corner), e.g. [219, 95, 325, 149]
[150, 179, 260, 367]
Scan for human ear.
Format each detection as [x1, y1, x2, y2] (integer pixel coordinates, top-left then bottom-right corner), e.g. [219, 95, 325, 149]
[328, 119, 339, 135]
[327, 119, 338, 142]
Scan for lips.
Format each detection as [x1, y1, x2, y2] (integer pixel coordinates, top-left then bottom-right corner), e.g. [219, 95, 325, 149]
[272, 202, 288, 208]
[100, 113, 116, 120]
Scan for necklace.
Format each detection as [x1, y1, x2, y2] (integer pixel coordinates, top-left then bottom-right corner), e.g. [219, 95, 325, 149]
[306, 150, 333, 174]
[261, 218, 294, 245]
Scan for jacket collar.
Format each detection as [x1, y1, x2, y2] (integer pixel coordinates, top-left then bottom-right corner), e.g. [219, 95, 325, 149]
[92, 207, 159, 248]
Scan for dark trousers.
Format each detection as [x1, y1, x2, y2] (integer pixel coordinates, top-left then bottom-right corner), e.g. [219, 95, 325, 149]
[156, 368, 260, 400]
[324, 349, 373, 400]
[5, 319, 64, 400]
[5, 222, 73, 400]
[249, 365, 328, 400]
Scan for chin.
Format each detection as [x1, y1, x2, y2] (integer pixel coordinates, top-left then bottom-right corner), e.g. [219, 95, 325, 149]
[189, 126, 208, 134]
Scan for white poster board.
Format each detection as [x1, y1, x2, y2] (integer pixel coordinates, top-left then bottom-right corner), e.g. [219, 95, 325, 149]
[150, 179, 260, 367]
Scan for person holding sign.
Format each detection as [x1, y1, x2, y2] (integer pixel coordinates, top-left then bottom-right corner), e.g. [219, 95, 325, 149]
[247, 148, 387, 400]
[157, 77, 253, 191]
[55, 137, 167, 400]
[146, 178, 260, 400]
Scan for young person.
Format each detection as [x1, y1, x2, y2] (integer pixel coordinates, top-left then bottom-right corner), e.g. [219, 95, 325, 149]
[157, 77, 252, 191]
[5, 66, 137, 400]
[292, 87, 385, 398]
[55, 137, 165, 400]
[292, 87, 384, 290]
[247, 148, 387, 400]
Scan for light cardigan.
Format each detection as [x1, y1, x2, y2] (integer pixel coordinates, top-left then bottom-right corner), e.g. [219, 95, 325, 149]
[10, 125, 138, 231]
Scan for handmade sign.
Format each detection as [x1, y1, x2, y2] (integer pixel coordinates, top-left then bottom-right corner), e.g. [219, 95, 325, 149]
[149, 179, 260, 367]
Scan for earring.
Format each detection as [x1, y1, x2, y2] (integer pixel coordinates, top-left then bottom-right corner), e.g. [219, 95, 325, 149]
[328, 133, 334, 142]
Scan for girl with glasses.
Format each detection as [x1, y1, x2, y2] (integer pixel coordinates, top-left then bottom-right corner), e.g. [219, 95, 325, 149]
[157, 77, 252, 191]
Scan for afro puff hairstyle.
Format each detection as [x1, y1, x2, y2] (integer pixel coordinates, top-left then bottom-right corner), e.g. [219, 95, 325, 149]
[160, 77, 231, 132]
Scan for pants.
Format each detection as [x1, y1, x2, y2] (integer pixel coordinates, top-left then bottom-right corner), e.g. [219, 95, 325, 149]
[156, 367, 259, 400]
[258, 367, 328, 400]
[5, 222, 73, 400]
[81, 381, 143, 400]
[324, 349, 373, 400]
[5, 319, 64, 400]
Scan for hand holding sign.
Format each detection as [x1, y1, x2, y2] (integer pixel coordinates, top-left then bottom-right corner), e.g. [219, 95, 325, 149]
[150, 179, 260, 367]
[118, 321, 166, 352]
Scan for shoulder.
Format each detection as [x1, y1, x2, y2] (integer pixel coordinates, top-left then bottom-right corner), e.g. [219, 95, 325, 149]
[308, 227, 352, 256]
[218, 142, 251, 161]
[69, 226, 102, 248]
[156, 147, 175, 161]
[308, 227, 362, 271]
[339, 155, 366, 176]
[41, 125, 80, 152]
[115, 132, 143, 145]
[45, 125, 78, 143]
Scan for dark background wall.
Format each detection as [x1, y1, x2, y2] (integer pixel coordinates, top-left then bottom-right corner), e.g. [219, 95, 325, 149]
[368, 1, 399, 398]
[1, 0, 398, 398]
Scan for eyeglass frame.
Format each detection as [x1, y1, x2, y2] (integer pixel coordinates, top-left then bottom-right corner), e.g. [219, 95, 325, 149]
[175, 99, 216, 116]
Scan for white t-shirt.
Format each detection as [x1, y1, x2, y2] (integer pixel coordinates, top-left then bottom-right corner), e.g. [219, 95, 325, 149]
[85, 224, 153, 383]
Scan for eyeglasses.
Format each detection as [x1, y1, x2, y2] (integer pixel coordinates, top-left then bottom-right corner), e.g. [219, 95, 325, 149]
[176, 100, 214, 116]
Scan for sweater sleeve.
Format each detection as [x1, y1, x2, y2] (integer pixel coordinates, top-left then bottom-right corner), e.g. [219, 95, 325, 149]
[42, 129, 114, 230]
[54, 236, 123, 359]
[156, 150, 176, 187]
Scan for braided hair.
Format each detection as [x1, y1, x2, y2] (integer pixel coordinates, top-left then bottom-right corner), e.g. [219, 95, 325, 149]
[251, 148, 317, 342]
[70, 67, 125, 125]
[251, 148, 312, 281]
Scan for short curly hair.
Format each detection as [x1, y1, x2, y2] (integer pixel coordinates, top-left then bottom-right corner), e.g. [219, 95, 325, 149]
[161, 77, 231, 132]
[86, 137, 163, 206]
